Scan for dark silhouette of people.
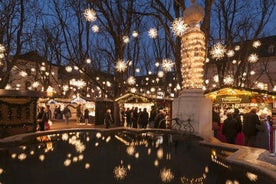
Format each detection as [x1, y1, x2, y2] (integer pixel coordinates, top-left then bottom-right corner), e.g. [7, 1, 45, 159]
[84, 108, 89, 125]
[243, 108, 261, 147]
[256, 114, 271, 150]
[149, 106, 157, 128]
[212, 108, 221, 138]
[154, 109, 166, 128]
[104, 109, 112, 128]
[63, 106, 71, 125]
[37, 106, 45, 131]
[41, 105, 52, 130]
[139, 108, 149, 128]
[222, 112, 239, 144]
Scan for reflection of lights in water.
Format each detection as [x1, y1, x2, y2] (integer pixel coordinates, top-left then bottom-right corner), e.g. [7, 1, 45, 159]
[156, 136, 163, 144]
[11, 153, 17, 159]
[86, 137, 90, 142]
[147, 148, 151, 155]
[0, 168, 3, 174]
[160, 168, 174, 183]
[210, 149, 229, 168]
[180, 166, 209, 184]
[95, 142, 99, 147]
[45, 142, 53, 152]
[115, 135, 130, 145]
[246, 172, 258, 181]
[114, 165, 127, 180]
[67, 153, 71, 158]
[78, 154, 84, 161]
[85, 163, 90, 169]
[64, 159, 71, 166]
[166, 153, 171, 160]
[126, 145, 135, 156]
[75, 142, 85, 153]
[18, 153, 27, 161]
[154, 159, 159, 167]
[134, 153, 139, 158]
[106, 136, 111, 142]
[39, 154, 45, 161]
[30, 150, 35, 155]
[225, 179, 239, 184]
[73, 157, 78, 162]
[157, 148, 163, 159]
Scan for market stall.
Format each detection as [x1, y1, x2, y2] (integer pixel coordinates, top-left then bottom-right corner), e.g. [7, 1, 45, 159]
[205, 87, 275, 149]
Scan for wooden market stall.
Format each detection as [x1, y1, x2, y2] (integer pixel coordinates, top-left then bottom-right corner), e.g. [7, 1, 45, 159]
[0, 90, 46, 138]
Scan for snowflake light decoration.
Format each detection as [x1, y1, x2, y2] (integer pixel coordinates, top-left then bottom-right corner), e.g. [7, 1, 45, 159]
[127, 76, 136, 85]
[210, 42, 226, 60]
[84, 8, 97, 22]
[148, 28, 158, 38]
[91, 25, 99, 32]
[226, 50, 235, 57]
[248, 53, 258, 63]
[123, 36, 130, 43]
[132, 31, 138, 38]
[171, 17, 187, 37]
[253, 40, 261, 48]
[223, 75, 234, 85]
[115, 60, 127, 72]
[161, 59, 174, 72]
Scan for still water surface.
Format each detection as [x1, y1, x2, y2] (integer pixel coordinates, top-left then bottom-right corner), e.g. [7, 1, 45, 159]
[0, 129, 273, 184]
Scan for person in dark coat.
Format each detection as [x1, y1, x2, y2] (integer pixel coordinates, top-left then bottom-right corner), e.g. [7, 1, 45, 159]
[154, 109, 166, 128]
[149, 106, 157, 128]
[233, 108, 242, 133]
[212, 108, 221, 138]
[104, 109, 112, 128]
[37, 106, 45, 131]
[222, 112, 239, 144]
[41, 105, 52, 131]
[126, 108, 132, 127]
[243, 108, 261, 147]
[139, 108, 149, 128]
[132, 107, 139, 128]
[256, 114, 271, 150]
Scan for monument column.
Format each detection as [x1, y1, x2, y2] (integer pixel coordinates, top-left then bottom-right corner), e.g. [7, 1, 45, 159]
[172, 0, 212, 137]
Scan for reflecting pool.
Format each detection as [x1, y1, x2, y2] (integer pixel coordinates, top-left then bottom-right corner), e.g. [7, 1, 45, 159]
[0, 129, 274, 184]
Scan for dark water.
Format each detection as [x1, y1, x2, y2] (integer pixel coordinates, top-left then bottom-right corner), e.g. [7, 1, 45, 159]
[0, 130, 273, 184]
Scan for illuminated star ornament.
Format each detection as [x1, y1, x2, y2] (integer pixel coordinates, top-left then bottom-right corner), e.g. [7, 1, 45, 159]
[148, 28, 158, 38]
[84, 8, 97, 22]
[210, 42, 226, 60]
[248, 53, 258, 63]
[115, 60, 127, 72]
[161, 59, 174, 72]
[114, 165, 127, 180]
[127, 76, 136, 85]
[91, 25, 99, 32]
[171, 17, 187, 37]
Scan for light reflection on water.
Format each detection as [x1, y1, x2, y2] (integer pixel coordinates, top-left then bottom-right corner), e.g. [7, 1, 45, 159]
[0, 130, 272, 184]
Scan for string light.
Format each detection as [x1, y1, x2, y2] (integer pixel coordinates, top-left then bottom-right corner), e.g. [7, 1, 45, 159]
[253, 40, 261, 48]
[91, 25, 99, 32]
[181, 27, 205, 89]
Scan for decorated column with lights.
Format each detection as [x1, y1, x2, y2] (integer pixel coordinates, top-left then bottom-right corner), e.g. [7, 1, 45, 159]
[172, 0, 212, 137]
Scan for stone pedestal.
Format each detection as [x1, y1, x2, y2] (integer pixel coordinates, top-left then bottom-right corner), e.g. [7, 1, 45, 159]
[172, 89, 212, 137]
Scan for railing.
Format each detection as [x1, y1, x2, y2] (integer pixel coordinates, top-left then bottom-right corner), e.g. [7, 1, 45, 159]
[163, 118, 194, 134]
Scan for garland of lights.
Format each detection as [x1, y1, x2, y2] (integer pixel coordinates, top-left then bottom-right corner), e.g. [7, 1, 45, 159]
[181, 27, 205, 89]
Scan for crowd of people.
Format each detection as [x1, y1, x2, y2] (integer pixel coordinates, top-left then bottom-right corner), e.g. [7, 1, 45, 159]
[118, 106, 168, 129]
[213, 107, 273, 151]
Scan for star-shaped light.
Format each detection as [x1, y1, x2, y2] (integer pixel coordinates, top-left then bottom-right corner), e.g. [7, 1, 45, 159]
[248, 53, 258, 63]
[253, 40, 261, 48]
[161, 59, 174, 72]
[114, 165, 127, 180]
[210, 42, 226, 60]
[148, 28, 158, 38]
[223, 75, 234, 85]
[127, 76, 136, 85]
[91, 25, 99, 32]
[84, 8, 97, 22]
[115, 60, 127, 72]
[171, 17, 187, 37]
